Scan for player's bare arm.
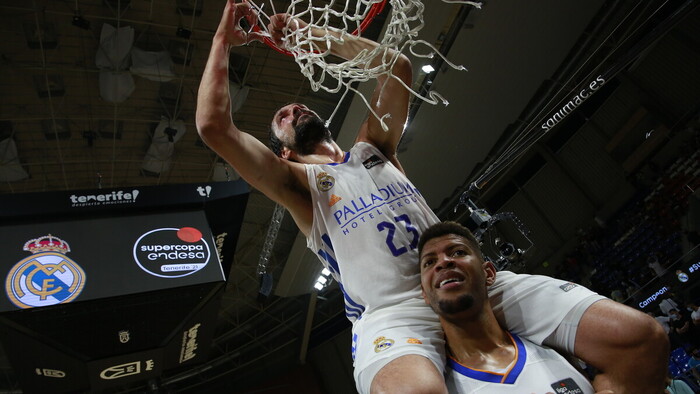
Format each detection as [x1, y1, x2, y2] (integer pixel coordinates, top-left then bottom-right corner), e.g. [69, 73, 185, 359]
[196, 0, 312, 232]
[355, 55, 412, 174]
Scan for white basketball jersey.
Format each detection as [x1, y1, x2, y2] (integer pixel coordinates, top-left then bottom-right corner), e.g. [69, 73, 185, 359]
[305, 142, 439, 322]
[446, 333, 594, 394]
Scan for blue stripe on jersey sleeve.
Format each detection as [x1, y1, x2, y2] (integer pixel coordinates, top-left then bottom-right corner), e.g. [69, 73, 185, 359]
[321, 234, 334, 251]
[317, 249, 340, 277]
[317, 234, 365, 321]
[338, 282, 365, 314]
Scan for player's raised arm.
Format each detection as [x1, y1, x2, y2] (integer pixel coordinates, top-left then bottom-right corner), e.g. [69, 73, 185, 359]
[354, 51, 412, 172]
[196, 1, 310, 219]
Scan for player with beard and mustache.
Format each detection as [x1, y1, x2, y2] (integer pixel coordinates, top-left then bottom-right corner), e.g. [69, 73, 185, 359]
[287, 111, 333, 158]
[197, 2, 668, 393]
[418, 222, 598, 394]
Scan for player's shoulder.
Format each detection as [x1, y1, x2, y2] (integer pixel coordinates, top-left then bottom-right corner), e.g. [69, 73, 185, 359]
[515, 334, 563, 363]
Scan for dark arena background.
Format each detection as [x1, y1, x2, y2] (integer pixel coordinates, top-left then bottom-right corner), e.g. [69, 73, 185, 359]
[0, 0, 699, 393]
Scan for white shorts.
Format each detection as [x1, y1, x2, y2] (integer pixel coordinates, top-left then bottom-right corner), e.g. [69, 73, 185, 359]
[352, 297, 445, 394]
[352, 271, 606, 393]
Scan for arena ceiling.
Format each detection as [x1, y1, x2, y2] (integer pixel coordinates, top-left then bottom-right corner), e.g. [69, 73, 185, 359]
[0, 0, 698, 392]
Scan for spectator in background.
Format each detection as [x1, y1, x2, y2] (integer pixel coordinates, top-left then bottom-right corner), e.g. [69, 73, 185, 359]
[664, 374, 694, 394]
[611, 288, 626, 303]
[623, 280, 639, 299]
[688, 302, 700, 326]
[648, 311, 671, 335]
[660, 296, 680, 316]
[648, 254, 666, 277]
[687, 347, 700, 384]
[669, 309, 700, 349]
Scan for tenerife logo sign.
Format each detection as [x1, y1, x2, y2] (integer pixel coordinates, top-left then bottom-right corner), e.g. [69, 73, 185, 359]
[69, 189, 140, 208]
[179, 323, 202, 363]
[133, 227, 211, 278]
[5, 235, 86, 309]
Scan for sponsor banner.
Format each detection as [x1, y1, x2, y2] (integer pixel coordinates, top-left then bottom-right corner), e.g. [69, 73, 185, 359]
[133, 227, 212, 278]
[87, 348, 163, 390]
[1, 210, 224, 312]
[162, 283, 223, 369]
[638, 286, 669, 309]
[0, 180, 249, 219]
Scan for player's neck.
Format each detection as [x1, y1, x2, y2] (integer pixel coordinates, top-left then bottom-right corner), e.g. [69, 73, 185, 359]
[443, 310, 515, 371]
[295, 141, 345, 164]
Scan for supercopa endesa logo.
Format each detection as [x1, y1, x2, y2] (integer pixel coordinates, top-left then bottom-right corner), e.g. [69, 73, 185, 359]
[133, 227, 211, 278]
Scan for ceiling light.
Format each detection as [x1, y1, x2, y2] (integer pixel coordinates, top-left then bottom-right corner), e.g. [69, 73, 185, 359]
[321, 268, 330, 276]
[313, 282, 324, 291]
[316, 275, 327, 284]
[422, 64, 435, 73]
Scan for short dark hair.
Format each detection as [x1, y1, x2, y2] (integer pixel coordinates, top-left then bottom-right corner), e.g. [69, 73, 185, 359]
[418, 221, 482, 259]
[268, 125, 283, 157]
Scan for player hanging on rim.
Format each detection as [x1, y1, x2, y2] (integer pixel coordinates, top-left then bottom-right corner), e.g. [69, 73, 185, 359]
[196, 1, 669, 393]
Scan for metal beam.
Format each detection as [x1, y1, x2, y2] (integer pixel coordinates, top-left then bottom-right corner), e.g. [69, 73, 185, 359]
[299, 291, 318, 364]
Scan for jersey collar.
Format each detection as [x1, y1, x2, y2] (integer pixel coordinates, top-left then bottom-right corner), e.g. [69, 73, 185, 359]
[447, 332, 527, 384]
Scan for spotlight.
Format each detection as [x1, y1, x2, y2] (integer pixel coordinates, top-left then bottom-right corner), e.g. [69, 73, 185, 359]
[421, 64, 435, 73]
[313, 269, 333, 291]
[72, 15, 91, 30]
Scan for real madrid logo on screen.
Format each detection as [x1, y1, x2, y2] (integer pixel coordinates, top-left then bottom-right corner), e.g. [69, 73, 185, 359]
[5, 234, 86, 309]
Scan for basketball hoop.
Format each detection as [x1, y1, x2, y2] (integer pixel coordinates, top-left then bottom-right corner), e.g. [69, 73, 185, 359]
[248, 0, 388, 56]
[248, 0, 482, 130]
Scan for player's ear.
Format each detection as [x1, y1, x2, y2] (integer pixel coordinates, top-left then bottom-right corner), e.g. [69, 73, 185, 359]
[280, 146, 293, 160]
[484, 261, 497, 286]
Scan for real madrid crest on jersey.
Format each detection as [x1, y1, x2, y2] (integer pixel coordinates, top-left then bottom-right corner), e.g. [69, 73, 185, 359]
[316, 172, 335, 192]
[373, 336, 395, 353]
[5, 234, 86, 309]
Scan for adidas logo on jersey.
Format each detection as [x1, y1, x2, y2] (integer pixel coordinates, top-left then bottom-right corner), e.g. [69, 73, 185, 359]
[363, 155, 384, 169]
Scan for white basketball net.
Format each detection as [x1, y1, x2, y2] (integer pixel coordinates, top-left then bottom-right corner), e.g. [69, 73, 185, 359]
[250, 0, 481, 130]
